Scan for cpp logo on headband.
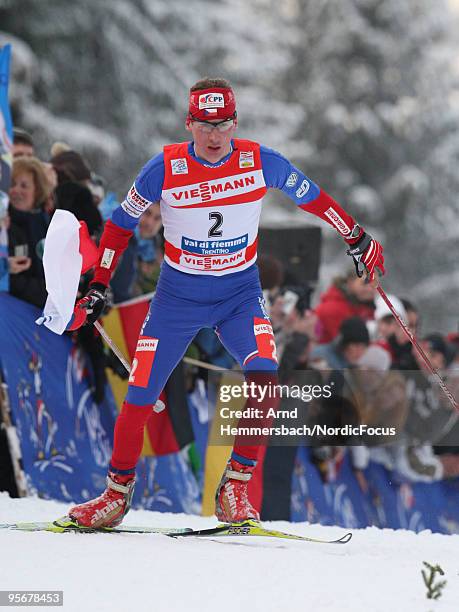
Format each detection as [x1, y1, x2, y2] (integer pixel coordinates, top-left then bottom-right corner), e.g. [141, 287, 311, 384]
[198, 92, 225, 109]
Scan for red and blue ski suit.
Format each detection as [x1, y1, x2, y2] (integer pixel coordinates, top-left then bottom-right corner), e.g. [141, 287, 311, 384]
[96, 139, 360, 472]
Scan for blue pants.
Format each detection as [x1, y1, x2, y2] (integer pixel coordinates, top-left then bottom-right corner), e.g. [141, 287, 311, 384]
[126, 262, 277, 406]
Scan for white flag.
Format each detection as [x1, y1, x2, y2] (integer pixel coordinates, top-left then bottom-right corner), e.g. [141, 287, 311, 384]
[36, 209, 98, 334]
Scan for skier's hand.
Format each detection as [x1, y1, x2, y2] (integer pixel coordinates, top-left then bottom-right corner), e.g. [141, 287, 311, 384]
[68, 283, 108, 330]
[345, 227, 385, 282]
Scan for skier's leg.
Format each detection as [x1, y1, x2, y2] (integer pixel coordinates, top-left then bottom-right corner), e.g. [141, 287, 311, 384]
[213, 296, 279, 522]
[69, 277, 203, 527]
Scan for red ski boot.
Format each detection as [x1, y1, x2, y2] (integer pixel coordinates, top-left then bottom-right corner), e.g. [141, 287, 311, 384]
[215, 459, 260, 523]
[68, 472, 135, 528]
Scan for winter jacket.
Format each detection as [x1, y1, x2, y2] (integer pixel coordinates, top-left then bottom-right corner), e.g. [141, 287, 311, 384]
[55, 182, 102, 236]
[314, 284, 374, 344]
[8, 206, 49, 308]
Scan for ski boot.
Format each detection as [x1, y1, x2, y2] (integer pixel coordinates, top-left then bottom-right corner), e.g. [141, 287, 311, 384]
[69, 472, 135, 528]
[215, 459, 259, 523]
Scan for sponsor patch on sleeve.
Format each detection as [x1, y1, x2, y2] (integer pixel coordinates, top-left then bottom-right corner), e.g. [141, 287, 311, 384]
[295, 179, 310, 199]
[121, 184, 153, 218]
[286, 172, 298, 188]
[100, 248, 115, 269]
[324, 207, 351, 236]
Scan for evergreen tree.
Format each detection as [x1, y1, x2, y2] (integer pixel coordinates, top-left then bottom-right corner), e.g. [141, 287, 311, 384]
[283, 0, 459, 329]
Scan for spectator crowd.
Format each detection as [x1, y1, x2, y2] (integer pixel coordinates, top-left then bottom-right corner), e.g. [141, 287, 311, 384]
[258, 257, 459, 490]
[1, 125, 458, 502]
[2, 127, 163, 403]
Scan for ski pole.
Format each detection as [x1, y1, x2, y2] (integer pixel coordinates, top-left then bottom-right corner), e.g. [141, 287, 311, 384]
[93, 321, 225, 413]
[376, 284, 458, 412]
[94, 320, 167, 412]
[94, 320, 131, 373]
[94, 320, 225, 373]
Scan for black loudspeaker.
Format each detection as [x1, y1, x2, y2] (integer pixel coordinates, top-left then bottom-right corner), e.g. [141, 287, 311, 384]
[258, 226, 322, 285]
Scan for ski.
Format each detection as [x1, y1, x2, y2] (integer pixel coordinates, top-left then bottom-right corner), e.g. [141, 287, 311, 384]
[0, 516, 352, 544]
[169, 520, 353, 544]
[0, 516, 192, 535]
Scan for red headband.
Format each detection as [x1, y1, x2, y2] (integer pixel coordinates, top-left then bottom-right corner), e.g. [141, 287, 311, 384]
[188, 87, 236, 120]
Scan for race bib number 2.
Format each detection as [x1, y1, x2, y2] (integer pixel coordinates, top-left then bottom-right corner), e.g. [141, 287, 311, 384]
[129, 336, 159, 388]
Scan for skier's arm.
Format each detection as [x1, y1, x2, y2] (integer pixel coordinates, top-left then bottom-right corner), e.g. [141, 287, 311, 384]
[260, 146, 385, 280]
[68, 154, 165, 329]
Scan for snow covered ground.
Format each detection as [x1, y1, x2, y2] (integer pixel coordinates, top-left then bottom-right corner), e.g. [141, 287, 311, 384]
[1, 493, 458, 612]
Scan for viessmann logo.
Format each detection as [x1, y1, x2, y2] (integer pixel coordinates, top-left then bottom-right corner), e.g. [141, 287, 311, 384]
[171, 174, 257, 204]
[254, 323, 273, 335]
[135, 338, 159, 352]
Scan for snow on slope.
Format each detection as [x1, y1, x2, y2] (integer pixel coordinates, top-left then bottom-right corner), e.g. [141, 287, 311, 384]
[1, 494, 458, 612]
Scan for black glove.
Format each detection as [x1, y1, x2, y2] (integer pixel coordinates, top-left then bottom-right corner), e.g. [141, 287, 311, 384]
[346, 227, 385, 282]
[75, 282, 108, 326]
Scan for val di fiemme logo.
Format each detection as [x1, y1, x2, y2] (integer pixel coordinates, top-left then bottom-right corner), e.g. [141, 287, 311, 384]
[171, 158, 188, 175]
[171, 173, 258, 203]
[199, 92, 225, 109]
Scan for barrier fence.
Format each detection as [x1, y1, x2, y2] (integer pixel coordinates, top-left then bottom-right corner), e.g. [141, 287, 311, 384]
[0, 292, 458, 533]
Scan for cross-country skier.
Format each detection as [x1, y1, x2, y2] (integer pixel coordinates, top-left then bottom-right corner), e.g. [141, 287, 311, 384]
[67, 77, 385, 527]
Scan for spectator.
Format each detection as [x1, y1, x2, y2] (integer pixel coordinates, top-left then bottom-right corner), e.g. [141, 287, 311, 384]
[310, 316, 370, 370]
[373, 292, 407, 342]
[305, 316, 370, 483]
[314, 268, 376, 343]
[401, 298, 420, 336]
[49, 145, 116, 402]
[88, 174, 106, 207]
[421, 334, 455, 372]
[41, 163, 58, 216]
[258, 254, 285, 327]
[12, 128, 34, 158]
[258, 254, 284, 294]
[112, 203, 163, 301]
[274, 285, 318, 362]
[8, 156, 51, 308]
[373, 293, 419, 370]
[353, 344, 408, 440]
[51, 148, 102, 236]
[386, 332, 459, 482]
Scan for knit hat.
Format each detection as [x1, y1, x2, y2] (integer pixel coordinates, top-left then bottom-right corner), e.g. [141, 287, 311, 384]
[51, 150, 91, 182]
[423, 333, 456, 366]
[374, 293, 407, 322]
[339, 317, 370, 346]
[358, 345, 391, 371]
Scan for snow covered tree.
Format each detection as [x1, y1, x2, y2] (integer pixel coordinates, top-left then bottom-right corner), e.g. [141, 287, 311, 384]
[2, 0, 459, 329]
[0, 0, 299, 190]
[281, 0, 459, 330]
